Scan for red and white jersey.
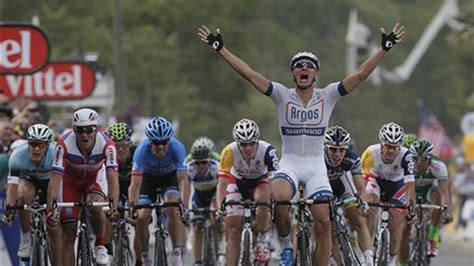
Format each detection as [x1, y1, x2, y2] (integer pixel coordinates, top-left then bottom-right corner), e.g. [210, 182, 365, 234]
[52, 130, 118, 179]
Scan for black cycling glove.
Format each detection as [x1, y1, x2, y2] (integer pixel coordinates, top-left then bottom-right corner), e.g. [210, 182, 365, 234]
[206, 32, 224, 51]
[381, 31, 399, 51]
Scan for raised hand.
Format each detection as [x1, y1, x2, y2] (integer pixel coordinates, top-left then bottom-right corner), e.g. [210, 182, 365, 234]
[380, 22, 405, 51]
[197, 25, 224, 51]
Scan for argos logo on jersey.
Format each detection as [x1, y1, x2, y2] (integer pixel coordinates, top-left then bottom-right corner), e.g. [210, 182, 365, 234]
[285, 100, 323, 125]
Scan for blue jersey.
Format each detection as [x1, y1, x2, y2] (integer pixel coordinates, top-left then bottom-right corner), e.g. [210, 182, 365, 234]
[132, 138, 187, 177]
[7, 142, 56, 184]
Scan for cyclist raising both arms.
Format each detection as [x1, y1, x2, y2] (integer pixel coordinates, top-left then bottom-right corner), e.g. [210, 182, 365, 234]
[398, 139, 453, 265]
[2, 124, 55, 260]
[128, 116, 189, 266]
[219, 119, 278, 265]
[47, 108, 120, 266]
[324, 126, 373, 265]
[198, 21, 405, 265]
[362, 122, 415, 266]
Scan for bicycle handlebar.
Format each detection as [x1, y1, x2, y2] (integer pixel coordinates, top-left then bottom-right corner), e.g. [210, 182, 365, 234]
[367, 202, 410, 209]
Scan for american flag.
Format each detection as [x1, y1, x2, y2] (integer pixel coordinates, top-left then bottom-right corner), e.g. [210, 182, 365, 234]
[417, 102, 455, 160]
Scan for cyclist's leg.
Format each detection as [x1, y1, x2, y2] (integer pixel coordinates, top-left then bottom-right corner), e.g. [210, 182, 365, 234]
[16, 179, 36, 257]
[86, 173, 108, 250]
[253, 179, 271, 233]
[365, 177, 381, 237]
[191, 189, 214, 262]
[225, 175, 246, 265]
[136, 176, 157, 261]
[307, 175, 333, 266]
[386, 181, 408, 260]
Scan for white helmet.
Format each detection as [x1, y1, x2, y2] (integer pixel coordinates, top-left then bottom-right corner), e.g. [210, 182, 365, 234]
[72, 108, 100, 127]
[232, 119, 260, 142]
[290, 51, 320, 70]
[27, 124, 53, 142]
[192, 136, 215, 152]
[379, 122, 405, 145]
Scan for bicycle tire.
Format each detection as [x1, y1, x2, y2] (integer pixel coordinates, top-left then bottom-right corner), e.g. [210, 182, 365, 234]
[240, 229, 253, 266]
[77, 230, 92, 266]
[113, 231, 132, 266]
[338, 232, 361, 266]
[203, 225, 217, 265]
[297, 227, 312, 266]
[30, 230, 42, 266]
[375, 229, 390, 266]
[154, 230, 168, 266]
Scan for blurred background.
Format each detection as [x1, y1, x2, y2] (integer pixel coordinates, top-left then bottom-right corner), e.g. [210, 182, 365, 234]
[0, 0, 472, 150]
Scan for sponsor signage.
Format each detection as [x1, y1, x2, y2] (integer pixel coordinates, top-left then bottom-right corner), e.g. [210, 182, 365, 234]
[0, 24, 50, 74]
[0, 62, 96, 100]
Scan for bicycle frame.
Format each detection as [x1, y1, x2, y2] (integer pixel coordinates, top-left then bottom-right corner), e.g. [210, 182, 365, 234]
[132, 199, 184, 266]
[190, 207, 219, 265]
[54, 200, 111, 266]
[113, 203, 134, 266]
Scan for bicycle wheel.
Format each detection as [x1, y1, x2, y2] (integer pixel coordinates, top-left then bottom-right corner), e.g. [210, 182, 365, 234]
[297, 227, 312, 266]
[338, 232, 361, 266]
[240, 229, 253, 266]
[77, 230, 92, 266]
[154, 230, 168, 266]
[113, 231, 132, 266]
[30, 230, 43, 266]
[375, 229, 390, 266]
[203, 225, 217, 265]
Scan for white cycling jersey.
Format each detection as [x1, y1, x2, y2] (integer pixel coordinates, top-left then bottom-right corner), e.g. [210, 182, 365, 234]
[265, 81, 346, 157]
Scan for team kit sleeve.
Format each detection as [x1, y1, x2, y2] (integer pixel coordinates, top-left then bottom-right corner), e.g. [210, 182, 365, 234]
[218, 145, 234, 178]
[131, 140, 146, 176]
[7, 149, 22, 184]
[265, 81, 286, 104]
[264, 145, 279, 171]
[360, 147, 375, 178]
[51, 142, 66, 175]
[401, 151, 415, 183]
[347, 151, 362, 175]
[432, 159, 449, 181]
[172, 140, 188, 172]
[324, 81, 347, 103]
[104, 139, 119, 171]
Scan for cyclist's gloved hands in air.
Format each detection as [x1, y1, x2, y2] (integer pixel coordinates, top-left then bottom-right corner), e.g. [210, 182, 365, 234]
[198, 25, 224, 51]
[380, 22, 405, 51]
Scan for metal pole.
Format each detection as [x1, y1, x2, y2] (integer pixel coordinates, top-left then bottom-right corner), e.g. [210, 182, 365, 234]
[113, 0, 128, 114]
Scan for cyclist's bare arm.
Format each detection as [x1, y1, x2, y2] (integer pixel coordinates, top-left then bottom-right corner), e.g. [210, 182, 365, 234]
[177, 170, 190, 209]
[198, 25, 270, 94]
[405, 181, 415, 205]
[106, 169, 120, 207]
[5, 183, 19, 206]
[128, 174, 143, 205]
[47, 172, 62, 209]
[219, 48, 270, 94]
[343, 23, 405, 94]
[438, 179, 451, 209]
[352, 173, 367, 197]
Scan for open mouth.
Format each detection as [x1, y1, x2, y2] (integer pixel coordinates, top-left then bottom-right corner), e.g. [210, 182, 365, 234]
[300, 74, 309, 81]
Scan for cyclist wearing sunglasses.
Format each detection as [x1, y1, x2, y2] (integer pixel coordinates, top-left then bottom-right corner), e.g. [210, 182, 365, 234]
[47, 108, 119, 266]
[186, 137, 223, 265]
[218, 119, 278, 265]
[398, 139, 452, 264]
[324, 126, 373, 265]
[129, 116, 189, 266]
[362, 122, 415, 266]
[198, 21, 405, 265]
[2, 124, 55, 260]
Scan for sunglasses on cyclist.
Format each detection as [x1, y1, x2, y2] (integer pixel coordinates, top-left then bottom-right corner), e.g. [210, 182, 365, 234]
[28, 141, 47, 149]
[75, 126, 96, 134]
[239, 141, 257, 148]
[194, 160, 209, 166]
[150, 139, 170, 146]
[414, 156, 430, 162]
[327, 146, 347, 153]
[292, 60, 317, 70]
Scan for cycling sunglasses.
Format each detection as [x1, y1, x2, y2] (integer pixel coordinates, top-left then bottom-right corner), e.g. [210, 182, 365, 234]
[28, 141, 47, 149]
[151, 139, 170, 146]
[292, 60, 317, 70]
[75, 126, 96, 134]
[327, 146, 347, 152]
[194, 160, 209, 166]
[239, 141, 257, 148]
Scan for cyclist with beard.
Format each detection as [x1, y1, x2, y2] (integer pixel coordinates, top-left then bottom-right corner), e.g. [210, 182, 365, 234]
[2, 124, 55, 261]
[198, 22, 405, 265]
[362, 122, 415, 266]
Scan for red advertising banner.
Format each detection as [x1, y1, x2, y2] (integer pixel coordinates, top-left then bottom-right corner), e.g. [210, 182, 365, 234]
[0, 24, 51, 74]
[0, 62, 96, 100]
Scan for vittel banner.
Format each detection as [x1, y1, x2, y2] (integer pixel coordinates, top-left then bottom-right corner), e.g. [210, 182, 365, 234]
[0, 24, 50, 74]
[0, 62, 96, 100]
